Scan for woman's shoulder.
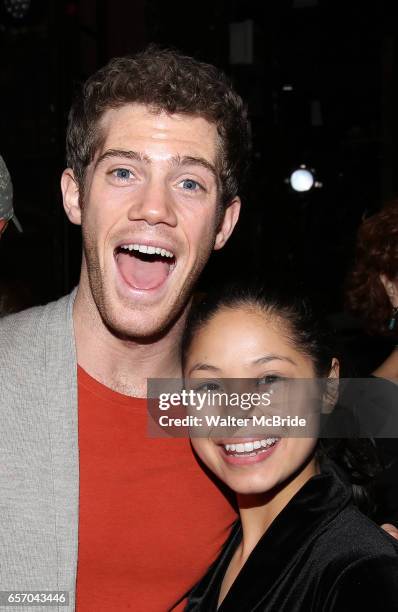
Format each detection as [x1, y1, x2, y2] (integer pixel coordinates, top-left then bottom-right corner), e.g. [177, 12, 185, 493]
[321, 515, 398, 611]
[324, 554, 398, 611]
[314, 506, 398, 610]
[316, 502, 398, 564]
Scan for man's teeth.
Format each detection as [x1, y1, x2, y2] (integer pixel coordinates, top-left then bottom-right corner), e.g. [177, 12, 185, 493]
[224, 438, 279, 453]
[119, 244, 174, 258]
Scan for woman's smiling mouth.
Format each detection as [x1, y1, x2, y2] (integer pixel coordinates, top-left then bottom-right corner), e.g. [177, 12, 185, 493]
[218, 437, 281, 465]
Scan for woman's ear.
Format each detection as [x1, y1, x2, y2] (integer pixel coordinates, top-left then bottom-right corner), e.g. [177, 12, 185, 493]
[322, 358, 340, 414]
[380, 273, 398, 307]
[329, 357, 340, 379]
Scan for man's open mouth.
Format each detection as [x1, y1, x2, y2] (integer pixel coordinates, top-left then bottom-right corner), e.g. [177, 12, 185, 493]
[114, 243, 176, 291]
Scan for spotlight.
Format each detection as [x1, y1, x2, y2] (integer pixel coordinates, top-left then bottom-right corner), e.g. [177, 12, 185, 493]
[3, 0, 31, 20]
[290, 168, 314, 192]
[286, 165, 322, 193]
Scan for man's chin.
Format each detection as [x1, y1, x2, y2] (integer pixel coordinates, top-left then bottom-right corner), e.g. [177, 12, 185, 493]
[99, 301, 185, 343]
[89, 266, 194, 341]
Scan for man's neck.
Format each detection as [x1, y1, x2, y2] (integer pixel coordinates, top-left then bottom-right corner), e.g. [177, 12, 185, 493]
[73, 284, 185, 398]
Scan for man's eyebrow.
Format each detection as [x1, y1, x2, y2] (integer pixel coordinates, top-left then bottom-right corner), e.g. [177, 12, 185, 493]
[172, 155, 218, 180]
[94, 150, 218, 180]
[94, 149, 150, 169]
[252, 354, 297, 366]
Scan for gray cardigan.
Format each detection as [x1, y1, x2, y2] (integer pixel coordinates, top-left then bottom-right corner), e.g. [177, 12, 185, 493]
[0, 292, 78, 611]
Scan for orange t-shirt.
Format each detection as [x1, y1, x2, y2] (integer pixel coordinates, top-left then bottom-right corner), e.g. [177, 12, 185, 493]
[75, 366, 236, 611]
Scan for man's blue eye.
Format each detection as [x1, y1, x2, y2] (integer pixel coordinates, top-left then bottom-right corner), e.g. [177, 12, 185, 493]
[114, 168, 132, 180]
[181, 179, 200, 190]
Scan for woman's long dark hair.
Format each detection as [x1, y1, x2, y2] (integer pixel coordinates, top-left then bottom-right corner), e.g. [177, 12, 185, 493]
[182, 283, 382, 516]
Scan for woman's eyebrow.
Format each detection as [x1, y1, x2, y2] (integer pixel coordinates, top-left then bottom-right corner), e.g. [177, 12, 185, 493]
[187, 363, 221, 376]
[252, 354, 297, 366]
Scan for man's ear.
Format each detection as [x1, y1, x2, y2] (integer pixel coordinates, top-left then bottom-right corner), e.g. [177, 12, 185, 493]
[214, 197, 241, 251]
[61, 169, 82, 226]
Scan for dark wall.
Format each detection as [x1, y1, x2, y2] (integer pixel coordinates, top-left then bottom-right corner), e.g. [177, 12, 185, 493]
[0, 0, 397, 312]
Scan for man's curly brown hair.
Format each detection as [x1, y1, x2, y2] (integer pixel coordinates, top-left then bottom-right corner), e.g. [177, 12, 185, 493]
[66, 45, 250, 207]
[346, 202, 398, 334]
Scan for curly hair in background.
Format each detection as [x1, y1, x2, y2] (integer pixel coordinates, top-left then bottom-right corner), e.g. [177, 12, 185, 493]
[346, 203, 398, 335]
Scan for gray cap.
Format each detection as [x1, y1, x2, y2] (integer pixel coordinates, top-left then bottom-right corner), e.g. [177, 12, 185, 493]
[0, 154, 22, 232]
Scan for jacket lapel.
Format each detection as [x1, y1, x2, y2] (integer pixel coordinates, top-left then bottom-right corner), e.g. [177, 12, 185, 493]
[220, 464, 352, 611]
[44, 290, 79, 609]
[187, 463, 352, 611]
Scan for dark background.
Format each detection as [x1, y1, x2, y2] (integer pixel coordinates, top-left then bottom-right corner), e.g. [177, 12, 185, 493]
[0, 0, 397, 326]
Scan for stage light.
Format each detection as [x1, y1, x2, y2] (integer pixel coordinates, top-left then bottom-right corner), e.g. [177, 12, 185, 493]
[287, 165, 322, 193]
[290, 168, 314, 192]
[3, 0, 31, 20]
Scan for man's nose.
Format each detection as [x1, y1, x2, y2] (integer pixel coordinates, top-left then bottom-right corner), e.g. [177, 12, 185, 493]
[127, 180, 178, 226]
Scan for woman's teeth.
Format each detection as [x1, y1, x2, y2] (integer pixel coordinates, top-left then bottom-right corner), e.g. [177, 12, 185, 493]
[223, 438, 279, 455]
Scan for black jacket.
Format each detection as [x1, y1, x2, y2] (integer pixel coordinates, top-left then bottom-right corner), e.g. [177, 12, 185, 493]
[186, 462, 398, 611]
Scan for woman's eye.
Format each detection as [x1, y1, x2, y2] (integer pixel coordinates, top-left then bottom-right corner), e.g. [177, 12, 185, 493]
[257, 375, 283, 387]
[113, 168, 133, 181]
[193, 381, 221, 393]
[180, 178, 202, 191]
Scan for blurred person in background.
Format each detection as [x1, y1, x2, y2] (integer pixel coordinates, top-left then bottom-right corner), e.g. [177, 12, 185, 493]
[346, 202, 398, 535]
[0, 154, 22, 238]
[0, 155, 31, 316]
[0, 279, 34, 317]
[346, 202, 398, 379]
